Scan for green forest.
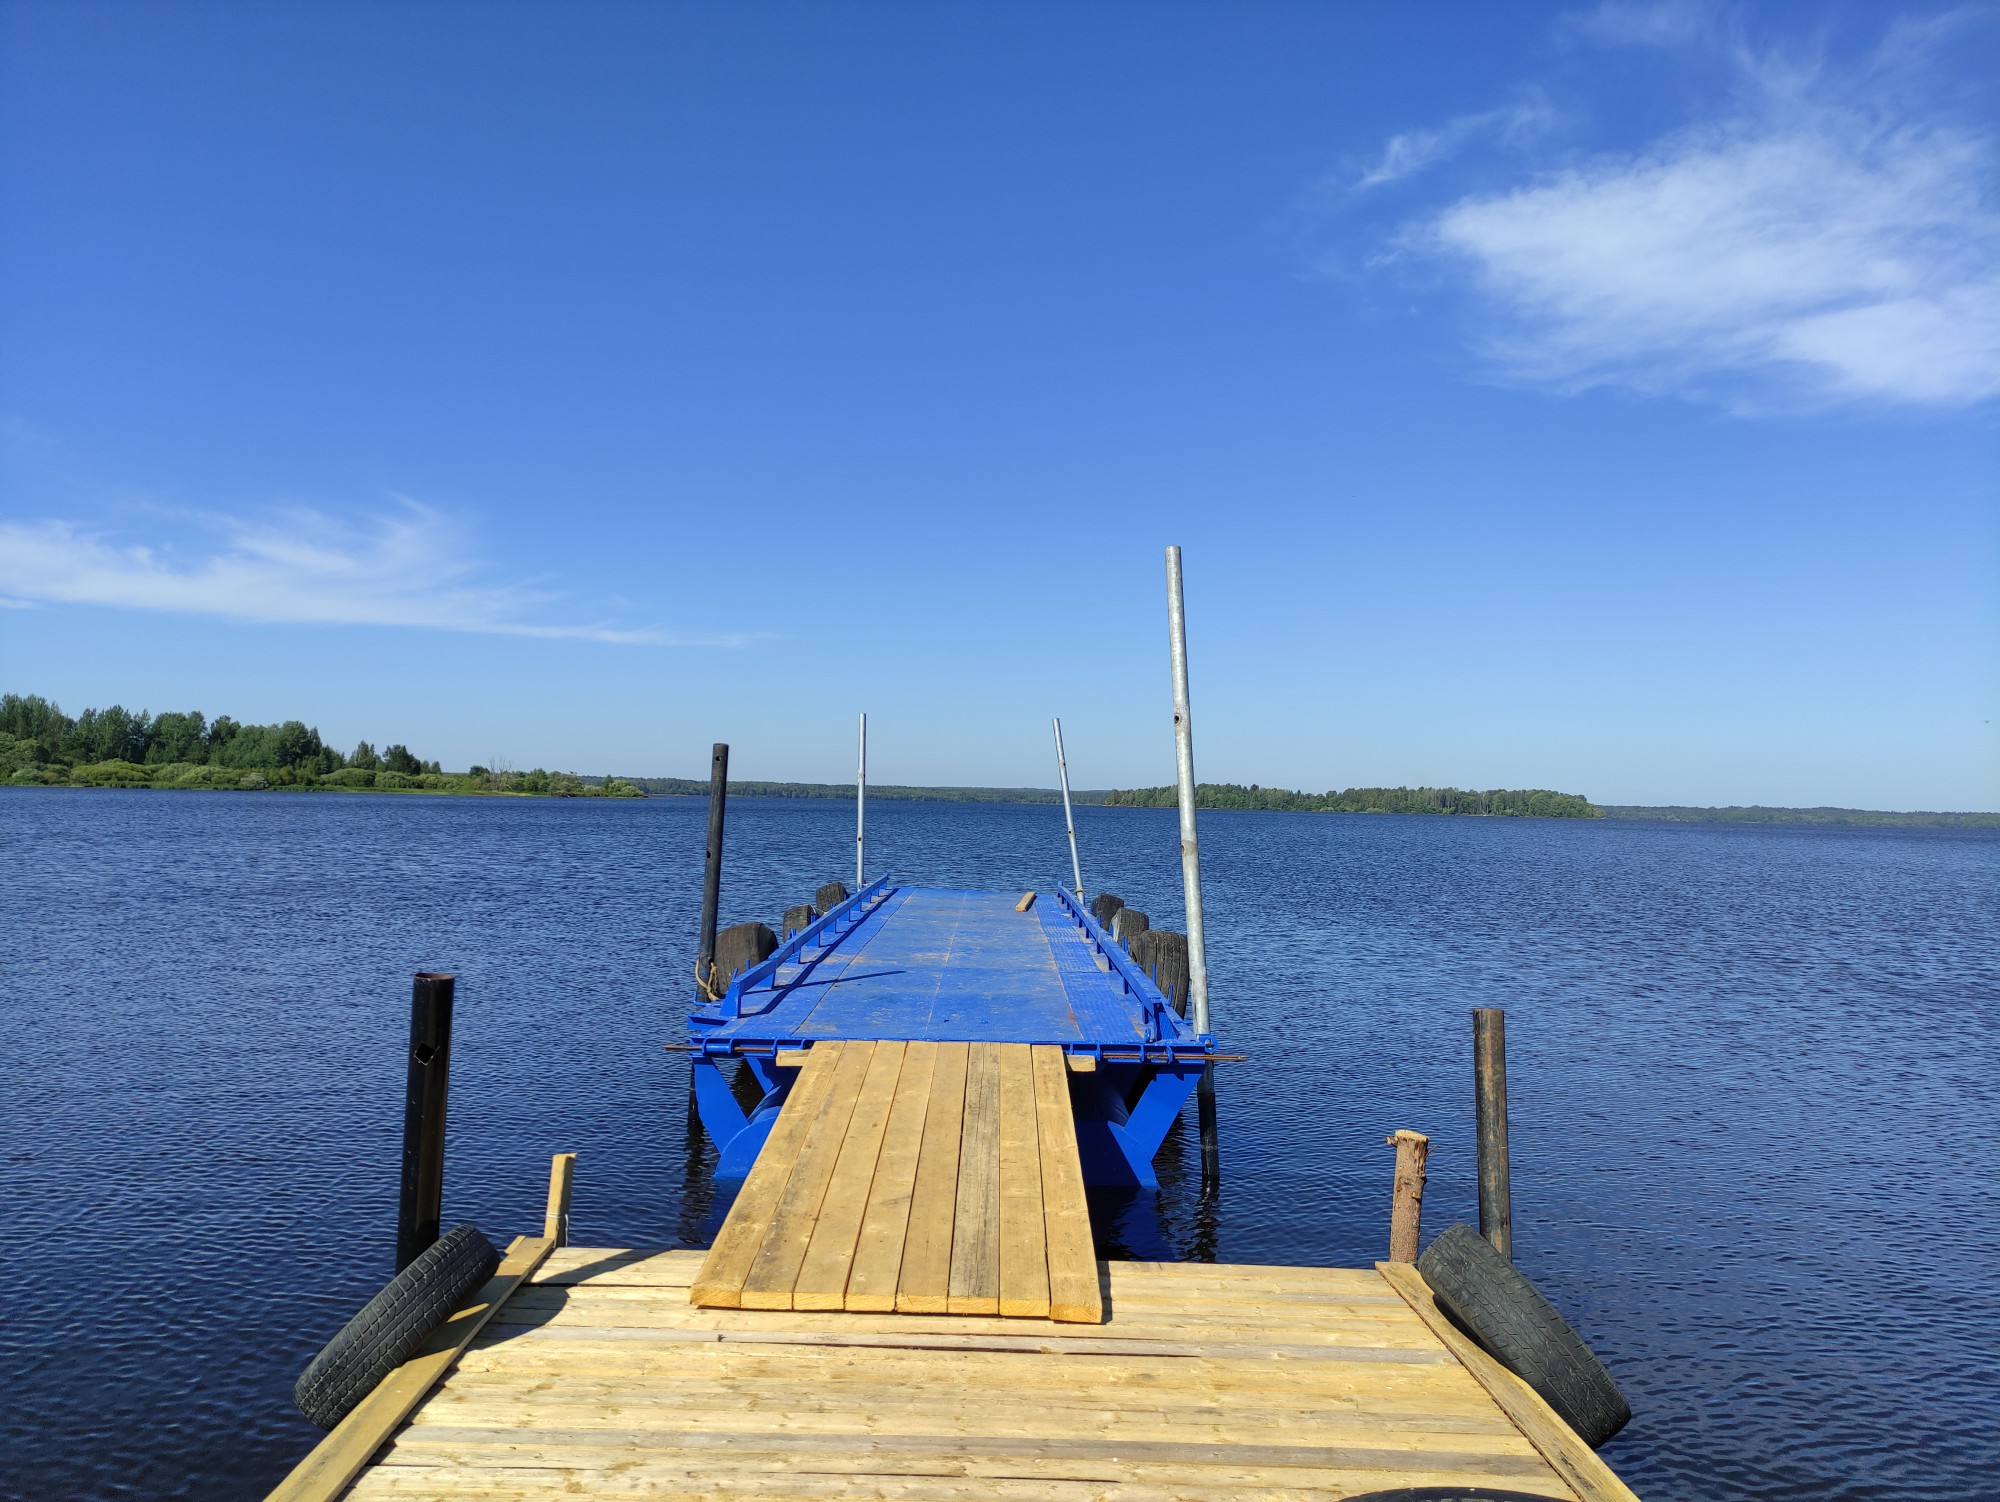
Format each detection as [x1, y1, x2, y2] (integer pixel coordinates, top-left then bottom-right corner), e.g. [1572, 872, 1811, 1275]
[631, 777, 1100, 804]
[1101, 782, 1601, 818]
[0, 694, 642, 797]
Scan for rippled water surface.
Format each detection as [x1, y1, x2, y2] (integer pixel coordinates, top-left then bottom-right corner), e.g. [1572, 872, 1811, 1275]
[2, 788, 1996, 1501]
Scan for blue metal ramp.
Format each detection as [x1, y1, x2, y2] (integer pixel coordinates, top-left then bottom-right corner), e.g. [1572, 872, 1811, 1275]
[688, 882, 1216, 1188]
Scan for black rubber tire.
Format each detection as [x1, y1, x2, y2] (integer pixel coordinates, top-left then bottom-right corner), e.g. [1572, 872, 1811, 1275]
[813, 881, 849, 916]
[1112, 907, 1149, 948]
[294, 1223, 499, 1429]
[1417, 1223, 1631, 1447]
[781, 903, 815, 940]
[1089, 893, 1124, 930]
[1344, 1490, 1577, 1501]
[1132, 930, 1189, 1016]
[714, 921, 778, 985]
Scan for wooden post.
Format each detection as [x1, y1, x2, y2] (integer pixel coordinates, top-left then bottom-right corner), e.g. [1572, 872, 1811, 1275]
[695, 743, 728, 996]
[543, 1152, 576, 1247]
[396, 972, 454, 1270]
[1473, 1007, 1512, 1261]
[1385, 1129, 1430, 1263]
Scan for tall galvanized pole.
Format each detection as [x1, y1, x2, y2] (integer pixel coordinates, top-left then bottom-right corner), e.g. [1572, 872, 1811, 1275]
[856, 712, 867, 888]
[1052, 716, 1084, 902]
[1165, 546, 1210, 1036]
[1167, 545, 1219, 1194]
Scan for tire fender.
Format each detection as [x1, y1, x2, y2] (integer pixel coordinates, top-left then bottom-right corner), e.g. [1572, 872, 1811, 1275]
[293, 1223, 500, 1429]
[1416, 1222, 1631, 1448]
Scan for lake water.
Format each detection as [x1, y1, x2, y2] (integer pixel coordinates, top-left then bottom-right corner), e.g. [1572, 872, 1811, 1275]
[2, 787, 1995, 1501]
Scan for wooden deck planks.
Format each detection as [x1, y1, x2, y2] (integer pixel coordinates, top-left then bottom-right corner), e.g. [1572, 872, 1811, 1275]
[845, 1040, 937, 1312]
[692, 1040, 1094, 1322]
[739, 1041, 876, 1309]
[1032, 1042, 1100, 1323]
[996, 1043, 1049, 1317]
[689, 1044, 843, 1309]
[794, 1041, 908, 1311]
[326, 1253, 1600, 1502]
[898, 1041, 969, 1314]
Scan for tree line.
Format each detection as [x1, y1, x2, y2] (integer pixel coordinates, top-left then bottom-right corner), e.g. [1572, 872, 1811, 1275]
[1, 694, 641, 797]
[1101, 782, 1601, 818]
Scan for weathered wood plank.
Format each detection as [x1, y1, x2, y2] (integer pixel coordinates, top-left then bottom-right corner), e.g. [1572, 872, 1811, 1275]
[846, 1040, 937, 1312]
[793, 1040, 907, 1311]
[897, 1041, 968, 1314]
[1031, 1044, 1100, 1323]
[348, 1461, 1570, 1502]
[689, 1045, 843, 1308]
[739, 1041, 876, 1310]
[947, 1041, 1003, 1315]
[1379, 1260, 1635, 1502]
[541, 1154, 575, 1246]
[264, 1233, 555, 1502]
[995, 1042, 1049, 1318]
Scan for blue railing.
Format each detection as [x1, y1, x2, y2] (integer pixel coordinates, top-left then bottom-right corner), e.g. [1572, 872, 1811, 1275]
[1053, 886, 1202, 1046]
[719, 875, 895, 1019]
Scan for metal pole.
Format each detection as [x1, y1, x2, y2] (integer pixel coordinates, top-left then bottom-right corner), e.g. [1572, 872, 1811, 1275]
[1473, 1008, 1513, 1261]
[1052, 717, 1084, 902]
[1167, 545, 1220, 1194]
[396, 971, 454, 1270]
[1165, 546, 1210, 1037]
[695, 743, 728, 997]
[856, 712, 867, 888]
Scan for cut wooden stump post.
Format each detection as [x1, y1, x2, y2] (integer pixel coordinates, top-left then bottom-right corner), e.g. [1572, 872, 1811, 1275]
[1385, 1129, 1430, 1263]
[1474, 1007, 1512, 1261]
[543, 1152, 576, 1246]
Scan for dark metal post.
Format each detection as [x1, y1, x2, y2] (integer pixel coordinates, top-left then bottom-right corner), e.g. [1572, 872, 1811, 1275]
[396, 972, 455, 1270]
[1197, 1065, 1219, 1195]
[695, 742, 729, 996]
[1473, 1007, 1512, 1260]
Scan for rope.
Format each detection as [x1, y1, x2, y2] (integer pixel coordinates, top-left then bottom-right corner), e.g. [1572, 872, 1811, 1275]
[694, 958, 723, 1003]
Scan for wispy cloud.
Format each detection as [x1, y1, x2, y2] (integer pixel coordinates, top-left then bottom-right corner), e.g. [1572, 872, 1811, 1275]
[1352, 102, 1555, 190]
[1341, 9, 2000, 410]
[0, 503, 746, 644]
[1562, 0, 1722, 50]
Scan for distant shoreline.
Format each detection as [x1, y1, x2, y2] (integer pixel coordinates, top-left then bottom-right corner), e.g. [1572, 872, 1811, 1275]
[10, 778, 1993, 826]
[1598, 805, 1999, 829]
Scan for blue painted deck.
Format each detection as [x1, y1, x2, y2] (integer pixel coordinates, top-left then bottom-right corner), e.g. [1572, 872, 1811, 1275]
[686, 882, 1218, 1188]
[694, 888, 1151, 1049]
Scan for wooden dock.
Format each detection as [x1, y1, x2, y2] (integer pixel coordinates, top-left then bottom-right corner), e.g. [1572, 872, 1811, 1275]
[305, 1243, 1636, 1501]
[691, 1040, 1101, 1322]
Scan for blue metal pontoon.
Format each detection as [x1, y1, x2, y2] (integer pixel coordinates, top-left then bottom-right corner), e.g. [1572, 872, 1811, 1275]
[688, 880, 1216, 1187]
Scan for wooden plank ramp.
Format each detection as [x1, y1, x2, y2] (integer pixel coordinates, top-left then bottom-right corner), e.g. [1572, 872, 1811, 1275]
[692, 1040, 1102, 1323]
[332, 1248, 1632, 1501]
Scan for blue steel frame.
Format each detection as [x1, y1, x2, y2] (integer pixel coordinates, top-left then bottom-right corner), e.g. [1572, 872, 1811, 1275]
[685, 878, 1214, 1187]
[1053, 886, 1210, 1188]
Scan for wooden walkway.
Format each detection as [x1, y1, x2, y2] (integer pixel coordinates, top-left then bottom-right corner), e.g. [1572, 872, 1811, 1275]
[691, 1040, 1101, 1322]
[328, 1246, 1634, 1501]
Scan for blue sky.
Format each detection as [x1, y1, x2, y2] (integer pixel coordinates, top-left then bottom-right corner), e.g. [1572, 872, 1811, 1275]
[1, 0, 1994, 808]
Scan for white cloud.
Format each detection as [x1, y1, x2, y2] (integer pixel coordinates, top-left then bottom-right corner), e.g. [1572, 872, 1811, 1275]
[1351, 14, 2000, 409]
[1352, 102, 1554, 190]
[1563, 0, 1721, 50]
[0, 503, 744, 644]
